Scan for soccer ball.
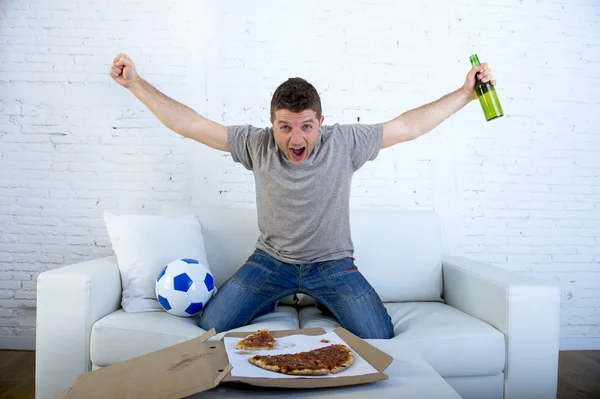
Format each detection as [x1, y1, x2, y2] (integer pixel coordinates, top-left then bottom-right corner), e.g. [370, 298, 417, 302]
[155, 258, 215, 317]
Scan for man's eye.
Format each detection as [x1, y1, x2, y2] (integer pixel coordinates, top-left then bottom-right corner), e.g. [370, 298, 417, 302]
[303, 124, 312, 129]
[282, 126, 290, 131]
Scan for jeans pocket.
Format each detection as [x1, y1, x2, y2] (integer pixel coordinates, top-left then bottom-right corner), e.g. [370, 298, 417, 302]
[233, 260, 274, 292]
[322, 260, 372, 300]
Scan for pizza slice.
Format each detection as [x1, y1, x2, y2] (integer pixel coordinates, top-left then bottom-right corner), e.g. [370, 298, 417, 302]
[235, 329, 276, 350]
[249, 344, 355, 375]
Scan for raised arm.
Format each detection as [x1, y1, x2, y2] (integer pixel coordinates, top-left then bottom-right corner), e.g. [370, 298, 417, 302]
[109, 53, 229, 152]
[381, 63, 495, 148]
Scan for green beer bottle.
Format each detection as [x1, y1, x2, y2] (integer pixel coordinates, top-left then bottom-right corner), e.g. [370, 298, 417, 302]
[470, 54, 503, 121]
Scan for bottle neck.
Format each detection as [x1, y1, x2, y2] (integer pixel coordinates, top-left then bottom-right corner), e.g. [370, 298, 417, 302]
[470, 54, 480, 67]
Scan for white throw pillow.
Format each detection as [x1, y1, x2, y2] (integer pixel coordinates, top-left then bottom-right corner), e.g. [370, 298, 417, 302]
[103, 212, 210, 313]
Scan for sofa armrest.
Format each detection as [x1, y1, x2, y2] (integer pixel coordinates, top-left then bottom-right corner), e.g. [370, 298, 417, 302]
[35, 256, 121, 399]
[442, 256, 560, 399]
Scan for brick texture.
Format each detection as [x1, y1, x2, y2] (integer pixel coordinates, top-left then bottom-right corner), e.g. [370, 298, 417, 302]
[1, 0, 599, 344]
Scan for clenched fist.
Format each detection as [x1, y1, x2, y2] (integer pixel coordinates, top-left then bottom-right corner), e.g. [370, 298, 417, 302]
[110, 53, 139, 88]
[462, 62, 496, 101]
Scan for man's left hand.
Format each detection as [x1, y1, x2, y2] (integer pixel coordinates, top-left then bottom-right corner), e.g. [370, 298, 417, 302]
[462, 63, 496, 100]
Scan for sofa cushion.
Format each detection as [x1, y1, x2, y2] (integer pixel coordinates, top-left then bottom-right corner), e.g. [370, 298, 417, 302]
[91, 305, 300, 367]
[103, 212, 211, 313]
[298, 302, 505, 378]
[350, 210, 443, 302]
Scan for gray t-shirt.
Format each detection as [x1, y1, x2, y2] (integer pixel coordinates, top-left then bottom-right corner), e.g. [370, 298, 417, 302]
[227, 123, 383, 264]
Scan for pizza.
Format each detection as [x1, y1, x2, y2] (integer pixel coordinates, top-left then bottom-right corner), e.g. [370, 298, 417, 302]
[235, 329, 276, 350]
[248, 344, 355, 375]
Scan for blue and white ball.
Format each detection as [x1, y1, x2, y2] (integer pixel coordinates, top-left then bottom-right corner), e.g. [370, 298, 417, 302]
[155, 258, 215, 317]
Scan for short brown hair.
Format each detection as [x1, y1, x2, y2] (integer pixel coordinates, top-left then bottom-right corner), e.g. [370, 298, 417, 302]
[270, 77, 322, 120]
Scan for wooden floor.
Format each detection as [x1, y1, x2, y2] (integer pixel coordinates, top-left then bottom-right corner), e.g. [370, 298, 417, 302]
[557, 350, 600, 399]
[0, 351, 35, 399]
[0, 350, 599, 398]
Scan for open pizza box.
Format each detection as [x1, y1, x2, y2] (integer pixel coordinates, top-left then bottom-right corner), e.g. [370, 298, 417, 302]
[53, 327, 393, 399]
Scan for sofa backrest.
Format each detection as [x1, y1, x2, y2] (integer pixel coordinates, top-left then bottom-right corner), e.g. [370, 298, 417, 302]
[195, 207, 443, 303]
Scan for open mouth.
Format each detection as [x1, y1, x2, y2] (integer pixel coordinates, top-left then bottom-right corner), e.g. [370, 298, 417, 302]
[289, 147, 306, 162]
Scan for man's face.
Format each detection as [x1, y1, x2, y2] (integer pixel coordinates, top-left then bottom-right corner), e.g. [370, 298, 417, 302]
[271, 109, 324, 165]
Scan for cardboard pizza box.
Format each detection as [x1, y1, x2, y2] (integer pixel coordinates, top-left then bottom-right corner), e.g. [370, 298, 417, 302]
[53, 327, 393, 399]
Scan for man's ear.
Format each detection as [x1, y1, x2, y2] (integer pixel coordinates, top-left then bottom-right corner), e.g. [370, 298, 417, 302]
[319, 116, 325, 125]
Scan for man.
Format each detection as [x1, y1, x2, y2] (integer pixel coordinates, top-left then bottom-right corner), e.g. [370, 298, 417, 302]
[110, 53, 496, 339]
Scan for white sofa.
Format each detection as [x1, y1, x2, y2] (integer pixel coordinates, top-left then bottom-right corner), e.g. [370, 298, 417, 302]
[36, 208, 561, 399]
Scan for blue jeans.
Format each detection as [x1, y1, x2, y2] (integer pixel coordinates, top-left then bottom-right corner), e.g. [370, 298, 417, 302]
[198, 249, 394, 339]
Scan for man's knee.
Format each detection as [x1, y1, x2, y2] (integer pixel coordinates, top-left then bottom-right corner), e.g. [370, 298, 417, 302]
[198, 301, 233, 333]
[331, 291, 395, 339]
[197, 279, 248, 333]
[350, 318, 394, 339]
[197, 251, 284, 333]
[364, 322, 394, 339]
[197, 278, 278, 333]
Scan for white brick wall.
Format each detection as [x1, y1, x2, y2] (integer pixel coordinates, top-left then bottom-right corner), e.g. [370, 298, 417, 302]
[0, 0, 204, 346]
[1, 0, 599, 349]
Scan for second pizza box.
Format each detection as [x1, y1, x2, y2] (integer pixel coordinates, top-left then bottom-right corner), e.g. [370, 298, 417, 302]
[53, 327, 393, 398]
